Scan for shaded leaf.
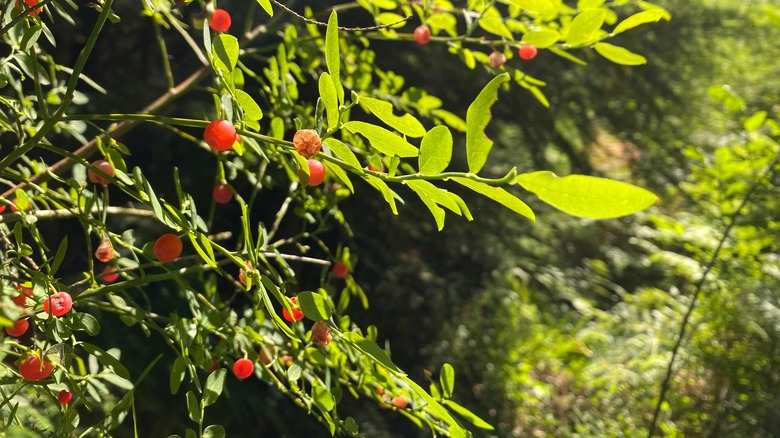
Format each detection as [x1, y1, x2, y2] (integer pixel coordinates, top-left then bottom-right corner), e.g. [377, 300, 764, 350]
[440, 363, 455, 398]
[203, 368, 227, 407]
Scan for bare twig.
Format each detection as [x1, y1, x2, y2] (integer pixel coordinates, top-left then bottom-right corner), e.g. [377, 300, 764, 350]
[269, 0, 411, 31]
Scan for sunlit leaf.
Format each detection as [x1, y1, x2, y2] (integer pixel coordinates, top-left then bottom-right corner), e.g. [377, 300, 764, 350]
[466, 73, 510, 173]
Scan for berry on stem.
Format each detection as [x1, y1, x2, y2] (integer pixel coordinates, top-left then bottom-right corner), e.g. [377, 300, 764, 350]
[232, 358, 254, 380]
[101, 267, 119, 283]
[5, 319, 29, 337]
[95, 237, 114, 262]
[16, 0, 41, 16]
[282, 297, 304, 322]
[212, 184, 233, 204]
[489, 50, 507, 68]
[332, 262, 349, 279]
[209, 8, 231, 32]
[18, 354, 53, 381]
[392, 395, 409, 409]
[304, 160, 326, 187]
[293, 129, 322, 158]
[414, 25, 431, 45]
[87, 160, 115, 185]
[153, 234, 183, 262]
[0, 204, 5, 213]
[204, 120, 237, 152]
[43, 291, 73, 317]
[57, 390, 73, 404]
[518, 44, 538, 60]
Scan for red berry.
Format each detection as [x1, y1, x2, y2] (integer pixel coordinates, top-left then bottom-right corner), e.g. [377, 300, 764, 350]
[0, 204, 6, 213]
[87, 160, 115, 185]
[488, 50, 507, 68]
[414, 25, 431, 45]
[282, 297, 304, 322]
[101, 267, 119, 283]
[212, 184, 233, 204]
[43, 291, 73, 317]
[392, 395, 409, 409]
[311, 321, 332, 346]
[153, 234, 183, 262]
[95, 237, 114, 262]
[19, 355, 53, 381]
[12, 285, 33, 307]
[305, 160, 326, 187]
[204, 120, 237, 152]
[518, 44, 538, 60]
[293, 129, 322, 158]
[57, 390, 73, 404]
[16, 0, 41, 16]
[10, 198, 30, 212]
[5, 319, 29, 337]
[332, 262, 349, 279]
[232, 358, 254, 380]
[209, 8, 231, 32]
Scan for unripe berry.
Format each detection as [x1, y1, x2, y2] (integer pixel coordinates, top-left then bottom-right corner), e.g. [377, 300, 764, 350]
[332, 262, 349, 279]
[304, 160, 326, 187]
[57, 390, 73, 404]
[212, 184, 233, 204]
[19, 354, 53, 381]
[392, 395, 409, 409]
[5, 319, 29, 337]
[101, 267, 119, 283]
[518, 44, 538, 60]
[293, 129, 322, 158]
[232, 358, 254, 380]
[0, 204, 6, 213]
[488, 50, 507, 68]
[153, 234, 183, 262]
[209, 9, 231, 32]
[414, 25, 431, 45]
[95, 236, 114, 262]
[311, 321, 332, 346]
[282, 297, 304, 322]
[204, 120, 237, 152]
[43, 291, 73, 317]
[87, 160, 115, 185]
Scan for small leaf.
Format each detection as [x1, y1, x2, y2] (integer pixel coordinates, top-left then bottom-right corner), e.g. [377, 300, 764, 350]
[613, 8, 670, 35]
[418, 126, 453, 175]
[359, 96, 426, 138]
[440, 363, 455, 399]
[203, 368, 227, 407]
[566, 8, 606, 46]
[186, 391, 201, 423]
[341, 332, 404, 374]
[323, 161, 354, 193]
[212, 34, 239, 74]
[344, 121, 419, 157]
[521, 29, 560, 48]
[319, 73, 339, 130]
[312, 385, 336, 412]
[170, 356, 186, 394]
[81, 343, 130, 379]
[298, 291, 332, 321]
[324, 138, 361, 170]
[50, 236, 68, 275]
[743, 111, 768, 131]
[593, 43, 647, 65]
[72, 313, 101, 336]
[466, 74, 510, 173]
[325, 11, 344, 105]
[443, 399, 495, 430]
[203, 425, 226, 438]
[363, 175, 401, 214]
[514, 171, 658, 218]
[235, 89, 264, 122]
[255, 0, 273, 16]
[288, 364, 302, 381]
[452, 178, 535, 221]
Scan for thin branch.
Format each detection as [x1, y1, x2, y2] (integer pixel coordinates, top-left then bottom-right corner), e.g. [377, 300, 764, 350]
[269, 0, 412, 31]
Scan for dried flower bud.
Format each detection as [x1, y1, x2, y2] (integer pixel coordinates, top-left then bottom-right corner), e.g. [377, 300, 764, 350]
[311, 320, 332, 346]
[293, 129, 322, 158]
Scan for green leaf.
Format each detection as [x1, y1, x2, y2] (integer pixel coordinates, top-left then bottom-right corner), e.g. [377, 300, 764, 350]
[418, 126, 453, 175]
[452, 178, 535, 221]
[743, 111, 768, 131]
[50, 236, 68, 275]
[341, 332, 404, 374]
[612, 8, 670, 35]
[478, 15, 513, 39]
[344, 121, 419, 157]
[170, 356, 186, 395]
[255, 0, 273, 16]
[72, 313, 101, 336]
[82, 343, 131, 379]
[359, 96, 426, 138]
[514, 171, 658, 218]
[203, 368, 226, 407]
[20, 25, 42, 52]
[318, 73, 339, 130]
[323, 161, 354, 193]
[325, 11, 344, 105]
[363, 175, 401, 214]
[521, 29, 560, 48]
[442, 399, 495, 430]
[297, 291, 332, 321]
[287, 364, 302, 381]
[465, 73, 510, 173]
[324, 138, 361, 170]
[403, 377, 469, 436]
[440, 363, 455, 398]
[312, 385, 336, 412]
[593, 42, 647, 65]
[235, 89, 263, 122]
[186, 391, 201, 423]
[189, 235, 218, 269]
[406, 179, 461, 228]
[410, 187, 445, 230]
[566, 8, 606, 46]
[212, 34, 239, 74]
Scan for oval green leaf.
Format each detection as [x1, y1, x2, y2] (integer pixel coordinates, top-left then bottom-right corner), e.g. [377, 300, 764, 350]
[466, 73, 510, 173]
[514, 171, 658, 218]
[418, 125, 453, 175]
[297, 291, 332, 321]
[440, 363, 455, 398]
[344, 121, 419, 157]
[593, 42, 647, 65]
[566, 8, 606, 46]
[521, 29, 560, 48]
[203, 368, 227, 407]
[359, 96, 426, 138]
[613, 8, 670, 35]
[452, 178, 535, 221]
[318, 72, 339, 130]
